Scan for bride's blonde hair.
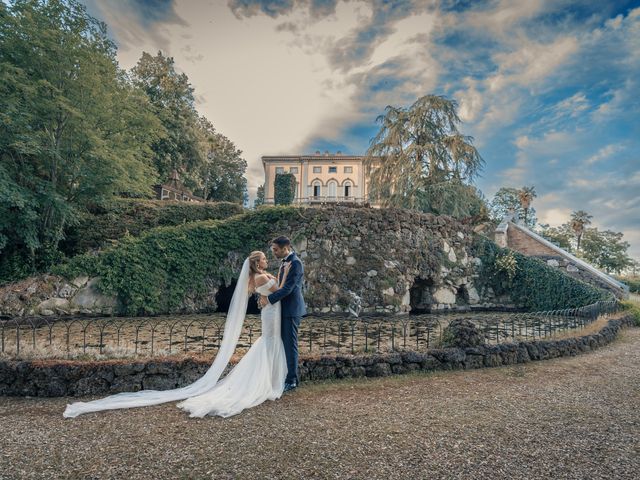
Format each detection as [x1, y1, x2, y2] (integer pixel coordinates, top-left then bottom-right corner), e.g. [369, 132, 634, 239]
[248, 250, 265, 292]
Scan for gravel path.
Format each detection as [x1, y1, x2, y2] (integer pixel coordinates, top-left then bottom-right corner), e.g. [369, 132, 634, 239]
[1, 327, 639, 480]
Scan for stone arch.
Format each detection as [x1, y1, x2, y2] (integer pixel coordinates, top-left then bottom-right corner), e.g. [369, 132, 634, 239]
[455, 284, 469, 305]
[338, 177, 355, 186]
[308, 177, 325, 186]
[215, 279, 260, 314]
[310, 178, 323, 198]
[409, 277, 435, 313]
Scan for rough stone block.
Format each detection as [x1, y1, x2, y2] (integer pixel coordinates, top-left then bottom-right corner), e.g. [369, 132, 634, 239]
[366, 362, 391, 377]
[143, 374, 178, 390]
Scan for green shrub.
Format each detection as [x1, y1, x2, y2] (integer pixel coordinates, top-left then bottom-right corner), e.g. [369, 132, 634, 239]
[471, 236, 611, 310]
[617, 276, 640, 294]
[620, 300, 640, 326]
[53, 206, 304, 315]
[60, 199, 243, 256]
[274, 174, 296, 205]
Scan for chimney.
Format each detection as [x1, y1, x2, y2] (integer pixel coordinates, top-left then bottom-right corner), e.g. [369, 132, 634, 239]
[336, 151, 342, 155]
[315, 150, 320, 155]
[324, 150, 329, 156]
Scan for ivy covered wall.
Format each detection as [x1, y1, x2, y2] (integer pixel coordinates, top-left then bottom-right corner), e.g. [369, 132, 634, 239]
[0, 206, 612, 317]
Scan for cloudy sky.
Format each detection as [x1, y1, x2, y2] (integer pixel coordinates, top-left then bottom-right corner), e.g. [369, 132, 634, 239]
[81, 0, 640, 259]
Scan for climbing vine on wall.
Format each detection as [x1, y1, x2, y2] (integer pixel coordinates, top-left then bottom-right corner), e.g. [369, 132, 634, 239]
[53, 206, 305, 315]
[471, 236, 611, 310]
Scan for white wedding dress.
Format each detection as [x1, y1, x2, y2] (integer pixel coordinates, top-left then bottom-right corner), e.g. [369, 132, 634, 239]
[63, 260, 287, 418]
[177, 278, 287, 417]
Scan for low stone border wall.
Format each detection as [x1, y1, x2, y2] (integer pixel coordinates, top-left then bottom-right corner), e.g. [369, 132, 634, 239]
[0, 316, 635, 397]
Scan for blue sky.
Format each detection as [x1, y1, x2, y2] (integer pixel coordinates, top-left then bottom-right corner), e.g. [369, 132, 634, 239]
[80, 0, 640, 259]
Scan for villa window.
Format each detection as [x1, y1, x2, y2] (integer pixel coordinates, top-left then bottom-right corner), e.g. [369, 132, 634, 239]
[344, 166, 353, 173]
[313, 181, 321, 197]
[275, 167, 285, 174]
[328, 180, 337, 198]
[313, 166, 322, 173]
[290, 167, 298, 174]
[328, 166, 337, 173]
[344, 182, 351, 197]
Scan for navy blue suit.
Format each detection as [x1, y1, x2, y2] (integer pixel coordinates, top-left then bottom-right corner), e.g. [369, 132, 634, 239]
[268, 252, 306, 385]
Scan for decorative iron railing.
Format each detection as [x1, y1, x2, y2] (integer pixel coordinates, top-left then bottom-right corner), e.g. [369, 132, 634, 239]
[0, 300, 621, 360]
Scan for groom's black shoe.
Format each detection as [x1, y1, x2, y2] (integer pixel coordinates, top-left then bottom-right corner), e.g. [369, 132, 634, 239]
[283, 382, 298, 393]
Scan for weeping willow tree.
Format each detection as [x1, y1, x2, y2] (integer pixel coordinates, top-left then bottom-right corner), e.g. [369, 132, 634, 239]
[365, 95, 486, 218]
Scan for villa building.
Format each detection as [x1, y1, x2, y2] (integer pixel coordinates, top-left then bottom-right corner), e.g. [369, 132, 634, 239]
[261, 151, 377, 206]
[153, 170, 204, 202]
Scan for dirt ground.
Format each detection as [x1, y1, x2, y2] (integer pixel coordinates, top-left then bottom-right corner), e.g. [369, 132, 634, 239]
[1, 327, 638, 480]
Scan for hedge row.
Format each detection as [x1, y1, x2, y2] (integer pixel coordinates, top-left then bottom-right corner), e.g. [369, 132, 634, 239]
[60, 199, 243, 256]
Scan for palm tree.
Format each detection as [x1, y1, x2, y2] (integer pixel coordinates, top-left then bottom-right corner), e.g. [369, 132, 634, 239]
[518, 186, 537, 226]
[570, 210, 593, 252]
[365, 95, 484, 215]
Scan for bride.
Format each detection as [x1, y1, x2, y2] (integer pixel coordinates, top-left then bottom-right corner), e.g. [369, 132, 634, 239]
[63, 251, 289, 418]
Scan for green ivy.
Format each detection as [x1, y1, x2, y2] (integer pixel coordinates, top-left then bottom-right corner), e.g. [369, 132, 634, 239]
[471, 236, 611, 310]
[274, 173, 296, 205]
[60, 199, 243, 256]
[53, 206, 305, 315]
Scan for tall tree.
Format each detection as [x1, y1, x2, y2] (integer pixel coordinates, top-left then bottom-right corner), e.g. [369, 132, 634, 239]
[538, 223, 573, 251]
[196, 117, 247, 203]
[365, 95, 485, 217]
[581, 228, 633, 274]
[254, 184, 265, 207]
[518, 185, 537, 226]
[0, 0, 161, 282]
[131, 51, 202, 183]
[570, 210, 593, 252]
[489, 187, 537, 228]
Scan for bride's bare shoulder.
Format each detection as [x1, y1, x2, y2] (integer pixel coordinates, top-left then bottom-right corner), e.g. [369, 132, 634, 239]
[253, 274, 272, 287]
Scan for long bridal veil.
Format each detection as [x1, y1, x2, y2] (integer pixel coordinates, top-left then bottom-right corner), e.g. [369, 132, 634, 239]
[63, 259, 251, 418]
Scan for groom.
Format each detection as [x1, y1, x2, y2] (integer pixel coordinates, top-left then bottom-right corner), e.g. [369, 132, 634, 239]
[260, 236, 306, 392]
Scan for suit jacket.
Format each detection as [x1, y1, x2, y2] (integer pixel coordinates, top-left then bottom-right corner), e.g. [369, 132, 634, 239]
[268, 252, 307, 317]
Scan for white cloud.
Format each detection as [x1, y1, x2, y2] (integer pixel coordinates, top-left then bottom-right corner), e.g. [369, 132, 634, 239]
[460, 0, 548, 40]
[584, 144, 623, 165]
[488, 36, 579, 92]
[554, 92, 589, 118]
[538, 207, 572, 226]
[455, 78, 483, 123]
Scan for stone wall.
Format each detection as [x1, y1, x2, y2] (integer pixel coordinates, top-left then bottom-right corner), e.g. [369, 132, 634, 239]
[284, 207, 490, 314]
[1, 207, 515, 316]
[1, 316, 634, 397]
[537, 255, 625, 295]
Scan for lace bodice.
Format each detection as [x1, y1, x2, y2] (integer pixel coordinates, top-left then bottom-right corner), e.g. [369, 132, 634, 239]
[255, 278, 276, 296]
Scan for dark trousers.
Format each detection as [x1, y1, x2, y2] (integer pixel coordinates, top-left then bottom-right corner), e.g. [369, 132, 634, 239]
[281, 315, 301, 385]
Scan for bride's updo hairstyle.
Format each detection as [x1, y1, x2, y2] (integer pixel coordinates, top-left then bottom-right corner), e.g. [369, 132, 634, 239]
[248, 251, 264, 275]
[247, 251, 264, 292]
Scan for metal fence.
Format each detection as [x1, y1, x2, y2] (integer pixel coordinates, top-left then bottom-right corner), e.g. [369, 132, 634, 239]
[0, 300, 621, 359]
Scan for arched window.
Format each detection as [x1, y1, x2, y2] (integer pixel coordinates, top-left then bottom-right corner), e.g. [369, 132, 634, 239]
[312, 181, 321, 197]
[344, 181, 352, 198]
[328, 180, 337, 199]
